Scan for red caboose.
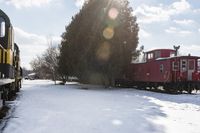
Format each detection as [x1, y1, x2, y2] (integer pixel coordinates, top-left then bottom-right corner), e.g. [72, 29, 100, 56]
[123, 48, 200, 93]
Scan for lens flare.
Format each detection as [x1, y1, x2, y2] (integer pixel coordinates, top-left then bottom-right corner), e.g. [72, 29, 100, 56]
[108, 8, 119, 20]
[96, 42, 111, 62]
[103, 27, 114, 40]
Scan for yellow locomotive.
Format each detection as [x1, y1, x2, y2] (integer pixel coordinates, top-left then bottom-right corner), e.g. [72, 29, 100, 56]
[0, 9, 22, 107]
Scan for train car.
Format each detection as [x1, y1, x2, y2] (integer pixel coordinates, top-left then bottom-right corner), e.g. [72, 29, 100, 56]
[0, 9, 22, 107]
[118, 48, 200, 94]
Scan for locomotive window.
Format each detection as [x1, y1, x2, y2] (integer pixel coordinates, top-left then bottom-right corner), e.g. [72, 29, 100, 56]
[160, 64, 164, 73]
[0, 17, 5, 37]
[172, 62, 179, 71]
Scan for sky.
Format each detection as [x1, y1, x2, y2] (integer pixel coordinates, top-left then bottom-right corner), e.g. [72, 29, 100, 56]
[0, 0, 200, 69]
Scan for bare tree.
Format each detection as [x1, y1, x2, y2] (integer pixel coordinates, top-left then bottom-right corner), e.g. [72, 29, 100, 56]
[30, 56, 48, 79]
[30, 38, 59, 84]
[43, 44, 59, 84]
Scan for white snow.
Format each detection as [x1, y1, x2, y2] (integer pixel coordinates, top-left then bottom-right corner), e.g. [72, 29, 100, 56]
[1, 80, 200, 133]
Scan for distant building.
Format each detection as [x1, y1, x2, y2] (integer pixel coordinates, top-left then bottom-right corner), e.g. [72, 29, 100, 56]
[25, 73, 38, 80]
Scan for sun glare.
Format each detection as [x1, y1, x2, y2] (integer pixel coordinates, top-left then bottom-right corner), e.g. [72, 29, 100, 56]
[103, 27, 114, 40]
[108, 8, 119, 20]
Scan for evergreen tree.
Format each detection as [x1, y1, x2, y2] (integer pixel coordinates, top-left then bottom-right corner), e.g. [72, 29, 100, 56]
[59, 0, 139, 86]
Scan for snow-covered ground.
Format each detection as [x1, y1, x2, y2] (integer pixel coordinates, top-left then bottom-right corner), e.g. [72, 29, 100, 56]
[1, 80, 200, 133]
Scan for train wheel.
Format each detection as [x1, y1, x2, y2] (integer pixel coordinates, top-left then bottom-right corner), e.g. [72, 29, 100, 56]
[164, 83, 171, 93]
[177, 83, 183, 94]
[187, 89, 192, 94]
[16, 81, 20, 92]
[7, 83, 15, 100]
[19, 80, 22, 90]
[187, 84, 192, 94]
[2, 87, 8, 106]
[197, 84, 200, 91]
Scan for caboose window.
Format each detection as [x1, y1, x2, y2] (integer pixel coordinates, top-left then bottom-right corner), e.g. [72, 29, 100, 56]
[160, 64, 164, 73]
[198, 59, 200, 72]
[173, 62, 179, 71]
[148, 53, 153, 59]
[0, 17, 5, 37]
[188, 60, 195, 70]
[170, 52, 175, 57]
[181, 60, 187, 71]
[155, 51, 160, 58]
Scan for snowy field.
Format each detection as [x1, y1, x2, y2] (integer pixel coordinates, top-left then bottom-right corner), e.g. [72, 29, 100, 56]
[1, 80, 200, 133]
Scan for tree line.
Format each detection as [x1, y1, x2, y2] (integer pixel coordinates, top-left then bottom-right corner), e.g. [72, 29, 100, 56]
[31, 0, 139, 86]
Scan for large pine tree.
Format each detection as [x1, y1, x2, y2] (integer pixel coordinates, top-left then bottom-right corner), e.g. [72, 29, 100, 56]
[58, 0, 139, 86]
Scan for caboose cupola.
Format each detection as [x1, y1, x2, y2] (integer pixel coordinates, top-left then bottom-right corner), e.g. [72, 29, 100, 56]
[146, 49, 175, 62]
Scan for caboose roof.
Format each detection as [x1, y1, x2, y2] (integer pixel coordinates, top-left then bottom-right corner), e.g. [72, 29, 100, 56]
[156, 55, 200, 61]
[146, 49, 175, 53]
